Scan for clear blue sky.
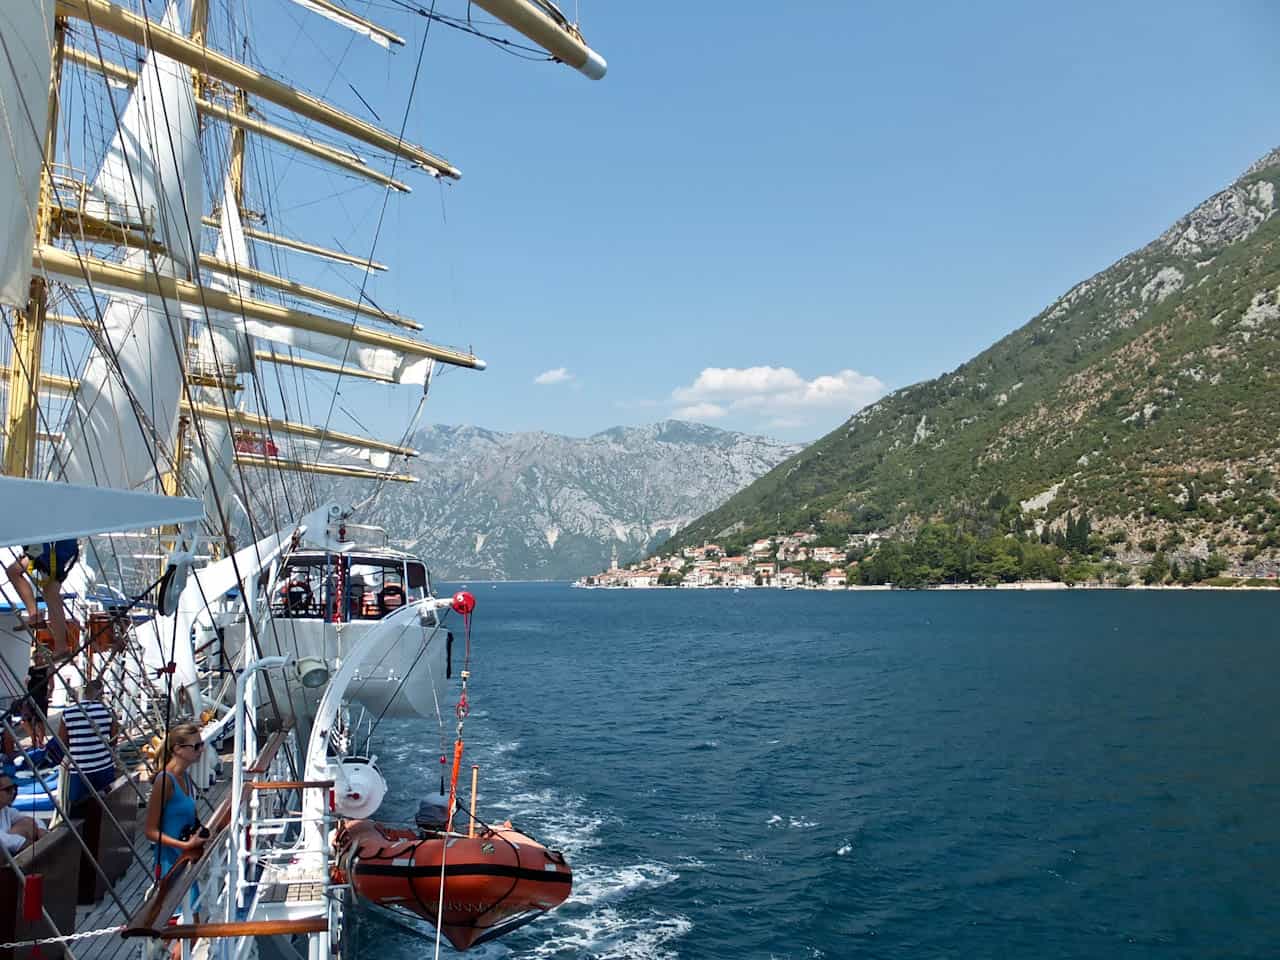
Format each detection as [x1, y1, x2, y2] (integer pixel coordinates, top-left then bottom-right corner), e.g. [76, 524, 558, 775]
[234, 0, 1280, 443]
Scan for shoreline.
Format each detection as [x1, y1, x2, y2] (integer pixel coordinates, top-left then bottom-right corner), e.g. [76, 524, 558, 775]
[570, 580, 1280, 592]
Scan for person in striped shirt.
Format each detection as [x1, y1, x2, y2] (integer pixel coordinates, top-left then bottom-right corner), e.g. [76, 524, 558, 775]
[55, 679, 118, 806]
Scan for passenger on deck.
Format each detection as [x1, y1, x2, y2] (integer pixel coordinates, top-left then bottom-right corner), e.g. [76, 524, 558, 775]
[346, 574, 367, 620]
[55, 679, 119, 806]
[18, 661, 51, 748]
[144, 722, 207, 878]
[0, 772, 44, 853]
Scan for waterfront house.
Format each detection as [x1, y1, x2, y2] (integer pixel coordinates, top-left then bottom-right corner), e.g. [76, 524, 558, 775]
[778, 566, 804, 587]
[822, 567, 847, 587]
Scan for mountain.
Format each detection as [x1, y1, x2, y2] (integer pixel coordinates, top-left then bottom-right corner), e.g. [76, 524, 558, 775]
[333, 421, 801, 580]
[666, 148, 1280, 579]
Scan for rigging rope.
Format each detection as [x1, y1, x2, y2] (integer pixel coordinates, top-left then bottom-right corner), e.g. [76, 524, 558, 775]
[432, 589, 474, 960]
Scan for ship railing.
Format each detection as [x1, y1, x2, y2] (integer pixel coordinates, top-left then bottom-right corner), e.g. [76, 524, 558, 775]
[11, 611, 179, 810]
[0, 707, 177, 957]
[0, 648, 164, 831]
[48, 163, 158, 241]
[239, 780, 336, 874]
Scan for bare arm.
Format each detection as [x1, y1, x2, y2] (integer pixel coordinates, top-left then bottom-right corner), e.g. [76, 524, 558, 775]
[143, 771, 167, 845]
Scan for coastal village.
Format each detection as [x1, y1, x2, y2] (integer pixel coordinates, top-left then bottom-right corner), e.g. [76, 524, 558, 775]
[574, 532, 876, 590]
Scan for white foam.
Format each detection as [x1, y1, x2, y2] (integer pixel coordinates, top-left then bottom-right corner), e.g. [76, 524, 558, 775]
[570, 862, 679, 907]
[836, 843, 852, 856]
[767, 813, 818, 829]
[527, 909, 692, 960]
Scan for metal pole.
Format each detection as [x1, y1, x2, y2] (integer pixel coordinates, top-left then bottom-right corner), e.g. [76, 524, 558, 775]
[468, 765, 478, 839]
[228, 656, 287, 918]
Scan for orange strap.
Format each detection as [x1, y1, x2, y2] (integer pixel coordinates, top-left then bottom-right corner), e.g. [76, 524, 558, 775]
[444, 738, 464, 833]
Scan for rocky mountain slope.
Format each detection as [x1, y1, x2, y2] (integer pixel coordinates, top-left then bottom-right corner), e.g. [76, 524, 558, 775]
[667, 147, 1280, 579]
[328, 421, 799, 580]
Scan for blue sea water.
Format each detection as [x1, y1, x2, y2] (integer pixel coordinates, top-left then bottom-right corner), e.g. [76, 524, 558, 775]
[360, 583, 1280, 959]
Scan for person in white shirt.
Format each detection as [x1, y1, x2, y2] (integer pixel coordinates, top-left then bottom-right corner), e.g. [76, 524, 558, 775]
[0, 772, 44, 853]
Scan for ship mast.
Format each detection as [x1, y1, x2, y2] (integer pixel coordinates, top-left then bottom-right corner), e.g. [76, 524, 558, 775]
[161, 3, 207, 501]
[3, 16, 64, 478]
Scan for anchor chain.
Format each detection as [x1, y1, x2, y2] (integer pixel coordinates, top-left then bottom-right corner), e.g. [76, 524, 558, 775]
[0, 924, 126, 948]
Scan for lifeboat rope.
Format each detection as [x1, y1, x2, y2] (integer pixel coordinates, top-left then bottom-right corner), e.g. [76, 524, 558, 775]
[433, 593, 474, 960]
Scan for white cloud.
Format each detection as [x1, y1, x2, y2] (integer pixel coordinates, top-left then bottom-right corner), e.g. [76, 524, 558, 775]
[671, 365, 885, 421]
[673, 402, 728, 420]
[534, 367, 573, 385]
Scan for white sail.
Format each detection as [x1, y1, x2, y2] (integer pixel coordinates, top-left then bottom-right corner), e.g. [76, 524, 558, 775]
[0, 0, 54, 306]
[52, 1, 205, 490]
[329, 445, 393, 470]
[214, 176, 252, 301]
[286, 0, 400, 50]
[91, 1, 203, 274]
[187, 171, 252, 535]
[52, 253, 191, 489]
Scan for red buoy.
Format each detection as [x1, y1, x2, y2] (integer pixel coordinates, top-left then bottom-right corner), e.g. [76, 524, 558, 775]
[451, 590, 476, 615]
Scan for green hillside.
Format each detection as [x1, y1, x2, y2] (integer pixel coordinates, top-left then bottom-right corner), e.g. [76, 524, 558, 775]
[666, 148, 1280, 584]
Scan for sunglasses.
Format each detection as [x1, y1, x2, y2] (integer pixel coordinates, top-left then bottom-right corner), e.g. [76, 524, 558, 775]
[178, 741, 205, 752]
[0, 784, 17, 794]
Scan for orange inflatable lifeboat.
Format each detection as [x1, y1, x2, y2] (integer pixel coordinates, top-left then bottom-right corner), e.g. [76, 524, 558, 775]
[336, 815, 572, 951]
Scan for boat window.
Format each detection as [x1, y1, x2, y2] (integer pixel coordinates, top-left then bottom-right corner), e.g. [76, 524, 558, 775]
[406, 562, 427, 590]
[404, 563, 428, 603]
[270, 557, 331, 619]
[346, 557, 412, 620]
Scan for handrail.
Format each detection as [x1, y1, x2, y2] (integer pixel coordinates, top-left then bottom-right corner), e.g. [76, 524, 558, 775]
[123, 728, 291, 939]
[248, 780, 334, 791]
[245, 730, 291, 774]
[157, 917, 329, 940]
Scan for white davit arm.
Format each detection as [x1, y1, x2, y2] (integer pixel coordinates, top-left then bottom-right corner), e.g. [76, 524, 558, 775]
[0, 478, 203, 544]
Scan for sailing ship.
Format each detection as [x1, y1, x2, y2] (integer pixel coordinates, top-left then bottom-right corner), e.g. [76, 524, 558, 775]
[0, 1, 604, 956]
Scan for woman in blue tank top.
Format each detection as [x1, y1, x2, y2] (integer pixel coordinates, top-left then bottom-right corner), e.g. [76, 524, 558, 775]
[144, 722, 207, 882]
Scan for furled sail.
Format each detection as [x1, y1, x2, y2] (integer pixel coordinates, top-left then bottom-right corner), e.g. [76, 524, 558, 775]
[286, 0, 404, 50]
[0, 0, 54, 306]
[43, 254, 445, 386]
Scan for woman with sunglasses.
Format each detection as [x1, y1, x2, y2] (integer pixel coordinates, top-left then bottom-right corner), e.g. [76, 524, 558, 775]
[0, 772, 44, 853]
[144, 722, 208, 880]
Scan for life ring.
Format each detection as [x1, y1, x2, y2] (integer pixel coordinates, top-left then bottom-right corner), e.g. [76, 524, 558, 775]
[281, 580, 313, 614]
[378, 583, 406, 613]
